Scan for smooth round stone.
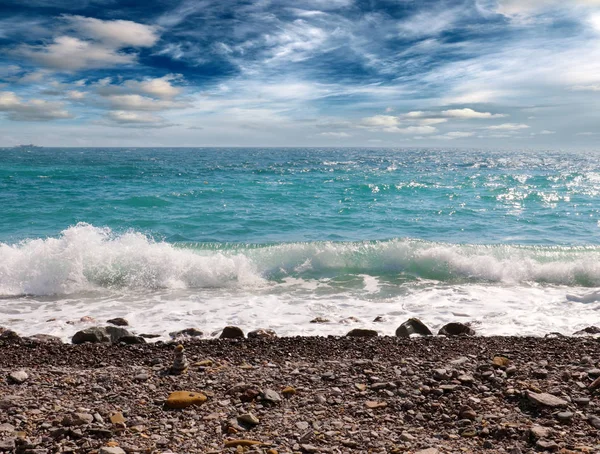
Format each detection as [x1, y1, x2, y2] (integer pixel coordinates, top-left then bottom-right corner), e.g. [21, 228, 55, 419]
[573, 397, 590, 406]
[556, 411, 574, 422]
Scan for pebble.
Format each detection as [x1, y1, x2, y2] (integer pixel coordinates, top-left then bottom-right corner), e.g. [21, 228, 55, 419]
[300, 444, 319, 453]
[237, 413, 259, 426]
[106, 318, 129, 326]
[526, 391, 568, 408]
[535, 439, 559, 452]
[262, 389, 282, 404]
[556, 411, 573, 423]
[99, 447, 126, 454]
[8, 370, 28, 384]
[165, 391, 207, 409]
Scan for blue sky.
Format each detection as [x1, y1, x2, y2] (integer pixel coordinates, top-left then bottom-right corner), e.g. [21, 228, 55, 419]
[1, 0, 599, 147]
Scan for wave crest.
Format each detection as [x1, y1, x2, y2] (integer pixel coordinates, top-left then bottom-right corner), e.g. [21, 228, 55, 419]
[2, 223, 600, 296]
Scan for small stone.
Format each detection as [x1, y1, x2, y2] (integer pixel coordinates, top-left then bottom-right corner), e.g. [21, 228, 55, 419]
[0, 423, 15, 432]
[527, 391, 568, 408]
[247, 328, 277, 339]
[400, 432, 416, 441]
[365, 401, 387, 409]
[237, 413, 259, 426]
[346, 328, 378, 338]
[8, 370, 28, 384]
[530, 425, 551, 439]
[573, 397, 590, 406]
[415, 449, 439, 454]
[63, 413, 94, 426]
[223, 440, 263, 448]
[0, 438, 15, 451]
[282, 386, 297, 396]
[296, 421, 309, 431]
[310, 317, 330, 323]
[459, 407, 477, 420]
[438, 322, 476, 336]
[339, 316, 360, 324]
[395, 318, 432, 338]
[220, 326, 245, 339]
[535, 439, 559, 452]
[533, 369, 549, 379]
[556, 411, 573, 423]
[492, 356, 510, 368]
[373, 316, 385, 322]
[109, 412, 126, 426]
[261, 389, 282, 404]
[458, 374, 475, 385]
[587, 415, 600, 429]
[80, 315, 95, 323]
[589, 376, 600, 390]
[99, 448, 127, 454]
[461, 427, 477, 437]
[587, 368, 600, 378]
[165, 391, 207, 409]
[106, 318, 129, 326]
[301, 444, 319, 453]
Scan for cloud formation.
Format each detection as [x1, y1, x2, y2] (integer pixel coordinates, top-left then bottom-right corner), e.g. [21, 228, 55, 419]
[0, 91, 72, 121]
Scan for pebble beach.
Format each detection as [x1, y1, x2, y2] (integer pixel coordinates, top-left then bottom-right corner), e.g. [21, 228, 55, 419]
[1, 325, 600, 454]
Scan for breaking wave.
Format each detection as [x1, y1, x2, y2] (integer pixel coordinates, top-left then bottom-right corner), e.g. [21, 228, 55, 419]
[2, 223, 600, 296]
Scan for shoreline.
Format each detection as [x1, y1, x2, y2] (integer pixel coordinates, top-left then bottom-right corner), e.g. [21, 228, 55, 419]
[2, 335, 600, 453]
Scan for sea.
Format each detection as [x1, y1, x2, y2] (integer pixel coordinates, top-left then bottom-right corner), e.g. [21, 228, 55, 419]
[1, 147, 600, 340]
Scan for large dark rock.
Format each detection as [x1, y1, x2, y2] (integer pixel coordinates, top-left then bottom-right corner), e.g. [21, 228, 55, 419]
[27, 334, 62, 344]
[573, 326, 600, 336]
[346, 329, 378, 338]
[395, 318, 432, 338]
[220, 326, 245, 339]
[0, 329, 21, 341]
[71, 326, 133, 344]
[107, 318, 129, 327]
[248, 329, 277, 339]
[169, 328, 204, 339]
[438, 322, 476, 337]
[118, 335, 146, 345]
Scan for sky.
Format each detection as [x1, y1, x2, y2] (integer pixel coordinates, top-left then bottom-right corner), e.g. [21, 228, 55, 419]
[0, 0, 599, 147]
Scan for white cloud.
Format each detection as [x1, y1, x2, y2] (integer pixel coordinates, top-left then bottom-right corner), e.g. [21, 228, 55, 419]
[63, 15, 160, 47]
[66, 90, 86, 100]
[539, 129, 556, 134]
[19, 36, 136, 71]
[360, 115, 399, 128]
[441, 108, 507, 119]
[104, 111, 174, 128]
[486, 123, 530, 130]
[319, 132, 351, 137]
[103, 94, 188, 111]
[572, 84, 600, 92]
[16, 16, 160, 71]
[432, 131, 475, 139]
[397, 7, 463, 38]
[123, 74, 183, 99]
[494, 0, 600, 18]
[95, 74, 185, 100]
[0, 91, 72, 121]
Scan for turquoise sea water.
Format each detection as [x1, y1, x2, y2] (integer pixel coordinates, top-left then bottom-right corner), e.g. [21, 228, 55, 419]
[1, 147, 600, 338]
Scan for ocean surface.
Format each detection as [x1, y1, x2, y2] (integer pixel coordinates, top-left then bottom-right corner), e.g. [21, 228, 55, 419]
[1, 147, 600, 340]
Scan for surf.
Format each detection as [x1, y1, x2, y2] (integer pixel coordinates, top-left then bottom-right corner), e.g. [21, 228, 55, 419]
[2, 223, 600, 297]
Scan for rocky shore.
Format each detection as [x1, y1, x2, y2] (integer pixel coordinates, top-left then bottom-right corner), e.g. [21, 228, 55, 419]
[1, 330, 600, 453]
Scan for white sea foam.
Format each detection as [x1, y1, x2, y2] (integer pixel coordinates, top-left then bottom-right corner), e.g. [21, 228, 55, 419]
[0, 223, 262, 296]
[2, 224, 600, 340]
